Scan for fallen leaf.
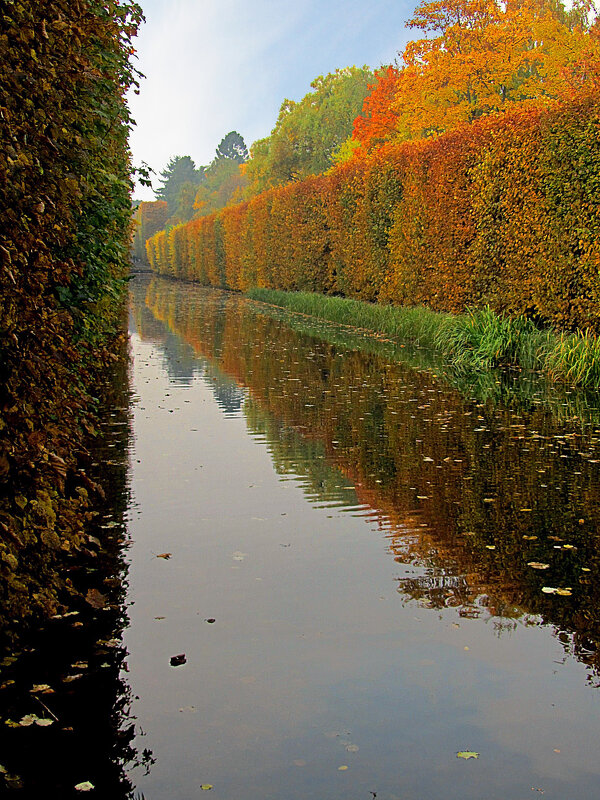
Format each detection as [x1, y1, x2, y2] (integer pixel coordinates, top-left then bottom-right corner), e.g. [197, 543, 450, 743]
[200, 785, 213, 790]
[205, 618, 216, 624]
[85, 588, 107, 610]
[75, 781, 95, 792]
[156, 553, 172, 560]
[338, 765, 349, 771]
[528, 562, 550, 570]
[170, 654, 186, 667]
[457, 751, 479, 759]
[30, 684, 52, 693]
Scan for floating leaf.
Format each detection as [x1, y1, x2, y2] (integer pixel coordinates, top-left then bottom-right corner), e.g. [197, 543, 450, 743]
[338, 765, 349, 771]
[156, 552, 172, 560]
[170, 653, 186, 667]
[528, 562, 550, 570]
[85, 588, 107, 609]
[457, 751, 479, 759]
[200, 785, 213, 791]
[75, 781, 95, 792]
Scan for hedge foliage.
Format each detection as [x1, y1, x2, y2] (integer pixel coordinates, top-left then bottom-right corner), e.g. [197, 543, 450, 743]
[132, 200, 169, 261]
[147, 94, 600, 332]
[0, 0, 141, 627]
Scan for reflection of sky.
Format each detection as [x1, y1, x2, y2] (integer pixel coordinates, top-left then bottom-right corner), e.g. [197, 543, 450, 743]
[123, 288, 600, 800]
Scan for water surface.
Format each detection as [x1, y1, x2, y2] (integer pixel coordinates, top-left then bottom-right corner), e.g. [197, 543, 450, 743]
[122, 276, 600, 799]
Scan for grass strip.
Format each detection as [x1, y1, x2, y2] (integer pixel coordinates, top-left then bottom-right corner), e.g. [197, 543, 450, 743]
[245, 289, 600, 388]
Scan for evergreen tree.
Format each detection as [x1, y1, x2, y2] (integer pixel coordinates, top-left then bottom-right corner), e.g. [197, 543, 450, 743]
[215, 131, 248, 163]
[155, 155, 202, 215]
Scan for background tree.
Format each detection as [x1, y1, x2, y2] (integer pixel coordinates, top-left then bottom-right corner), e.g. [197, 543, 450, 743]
[244, 66, 374, 194]
[155, 155, 203, 220]
[215, 131, 249, 163]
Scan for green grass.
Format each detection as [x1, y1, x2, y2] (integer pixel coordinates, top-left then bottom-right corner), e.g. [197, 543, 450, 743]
[245, 288, 600, 388]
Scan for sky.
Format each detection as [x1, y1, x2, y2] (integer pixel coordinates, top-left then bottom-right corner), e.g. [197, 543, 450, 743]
[128, 0, 415, 200]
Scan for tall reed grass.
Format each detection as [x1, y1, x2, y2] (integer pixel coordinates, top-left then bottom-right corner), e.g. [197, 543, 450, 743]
[246, 289, 600, 388]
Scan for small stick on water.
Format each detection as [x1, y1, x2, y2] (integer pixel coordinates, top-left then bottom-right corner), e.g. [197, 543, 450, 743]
[34, 695, 59, 722]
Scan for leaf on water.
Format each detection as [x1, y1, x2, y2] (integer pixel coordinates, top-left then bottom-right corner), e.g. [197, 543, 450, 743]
[528, 562, 550, 570]
[74, 781, 95, 792]
[562, 544, 576, 550]
[156, 552, 172, 560]
[205, 618, 216, 624]
[457, 751, 479, 759]
[542, 587, 557, 594]
[0, 765, 7, 774]
[485, 545, 496, 550]
[200, 785, 213, 790]
[170, 653, 186, 667]
[523, 535, 538, 540]
[36, 718, 53, 727]
[85, 588, 107, 609]
[30, 684, 52, 693]
[338, 765, 349, 771]
[542, 587, 572, 596]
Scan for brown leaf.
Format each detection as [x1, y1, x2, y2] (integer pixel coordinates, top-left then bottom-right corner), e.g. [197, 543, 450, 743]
[85, 588, 107, 609]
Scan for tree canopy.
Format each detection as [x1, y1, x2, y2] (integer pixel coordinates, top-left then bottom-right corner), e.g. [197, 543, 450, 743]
[352, 0, 600, 146]
[244, 66, 374, 194]
[215, 131, 248, 163]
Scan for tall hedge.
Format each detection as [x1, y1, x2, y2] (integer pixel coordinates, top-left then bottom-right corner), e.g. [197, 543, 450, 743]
[148, 94, 600, 332]
[0, 0, 142, 624]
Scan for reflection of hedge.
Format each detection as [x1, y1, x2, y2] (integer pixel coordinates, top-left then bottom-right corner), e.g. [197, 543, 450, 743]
[147, 95, 600, 331]
[144, 279, 600, 678]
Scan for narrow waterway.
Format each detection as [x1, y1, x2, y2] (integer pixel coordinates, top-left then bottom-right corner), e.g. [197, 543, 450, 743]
[4, 273, 600, 798]
[122, 276, 600, 800]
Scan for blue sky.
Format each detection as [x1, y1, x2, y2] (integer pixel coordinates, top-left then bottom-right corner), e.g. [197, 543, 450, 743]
[128, 0, 415, 199]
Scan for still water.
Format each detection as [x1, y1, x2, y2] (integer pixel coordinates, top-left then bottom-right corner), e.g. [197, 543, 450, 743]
[4, 273, 600, 798]
[124, 276, 600, 799]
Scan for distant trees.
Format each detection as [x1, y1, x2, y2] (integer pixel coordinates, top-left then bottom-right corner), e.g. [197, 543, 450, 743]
[243, 66, 374, 194]
[155, 155, 204, 224]
[215, 131, 248, 163]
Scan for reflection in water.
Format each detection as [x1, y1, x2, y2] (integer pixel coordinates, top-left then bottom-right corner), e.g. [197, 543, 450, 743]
[0, 343, 152, 796]
[143, 277, 600, 684]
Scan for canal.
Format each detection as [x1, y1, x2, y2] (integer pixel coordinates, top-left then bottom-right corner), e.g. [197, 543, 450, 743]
[3, 273, 600, 798]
